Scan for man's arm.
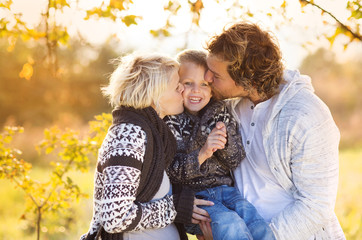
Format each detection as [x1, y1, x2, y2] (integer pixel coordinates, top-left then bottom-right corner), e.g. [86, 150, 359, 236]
[270, 117, 340, 240]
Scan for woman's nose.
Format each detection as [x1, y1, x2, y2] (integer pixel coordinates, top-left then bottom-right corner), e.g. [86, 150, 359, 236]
[205, 70, 213, 83]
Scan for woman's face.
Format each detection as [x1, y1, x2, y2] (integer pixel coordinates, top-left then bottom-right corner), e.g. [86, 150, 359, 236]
[157, 69, 184, 118]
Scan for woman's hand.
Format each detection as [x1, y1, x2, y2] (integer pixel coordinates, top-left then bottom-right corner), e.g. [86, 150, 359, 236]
[192, 198, 213, 224]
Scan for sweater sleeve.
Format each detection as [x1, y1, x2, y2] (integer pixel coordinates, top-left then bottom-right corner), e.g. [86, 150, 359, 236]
[270, 113, 340, 240]
[84, 123, 179, 236]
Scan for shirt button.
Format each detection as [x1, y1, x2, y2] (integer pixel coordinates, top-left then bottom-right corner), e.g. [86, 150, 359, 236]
[251, 106, 254, 109]
[246, 140, 250, 144]
[251, 122, 255, 126]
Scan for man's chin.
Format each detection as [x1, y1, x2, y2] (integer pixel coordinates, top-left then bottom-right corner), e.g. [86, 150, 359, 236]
[211, 90, 226, 100]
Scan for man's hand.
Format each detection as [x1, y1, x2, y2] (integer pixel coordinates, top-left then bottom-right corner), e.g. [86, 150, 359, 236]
[198, 122, 227, 164]
[192, 198, 213, 224]
[197, 221, 213, 240]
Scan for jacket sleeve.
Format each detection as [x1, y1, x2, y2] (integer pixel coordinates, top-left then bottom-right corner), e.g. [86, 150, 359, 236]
[213, 104, 246, 170]
[164, 115, 210, 182]
[270, 110, 341, 240]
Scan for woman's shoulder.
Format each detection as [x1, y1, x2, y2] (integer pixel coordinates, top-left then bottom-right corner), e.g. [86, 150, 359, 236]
[106, 122, 148, 144]
[110, 122, 147, 135]
[98, 122, 148, 166]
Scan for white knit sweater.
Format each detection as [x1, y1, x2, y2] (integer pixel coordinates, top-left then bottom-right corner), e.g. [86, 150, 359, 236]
[229, 70, 345, 240]
[80, 123, 177, 239]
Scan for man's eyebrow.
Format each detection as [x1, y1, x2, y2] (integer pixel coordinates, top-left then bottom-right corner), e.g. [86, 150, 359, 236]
[212, 71, 221, 78]
[208, 68, 220, 77]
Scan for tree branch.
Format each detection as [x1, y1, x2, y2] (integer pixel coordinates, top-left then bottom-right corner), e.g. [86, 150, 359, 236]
[301, 0, 362, 41]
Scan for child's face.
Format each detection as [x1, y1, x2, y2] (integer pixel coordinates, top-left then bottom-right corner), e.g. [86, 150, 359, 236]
[179, 62, 212, 115]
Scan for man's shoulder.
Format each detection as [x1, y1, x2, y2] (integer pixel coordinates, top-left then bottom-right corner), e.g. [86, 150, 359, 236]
[280, 89, 334, 127]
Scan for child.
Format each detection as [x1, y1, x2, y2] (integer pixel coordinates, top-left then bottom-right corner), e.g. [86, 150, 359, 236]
[164, 50, 275, 240]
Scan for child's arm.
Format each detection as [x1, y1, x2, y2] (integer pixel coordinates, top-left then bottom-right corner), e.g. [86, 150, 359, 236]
[164, 115, 212, 183]
[213, 104, 245, 170]
[198, 122, 227, 165]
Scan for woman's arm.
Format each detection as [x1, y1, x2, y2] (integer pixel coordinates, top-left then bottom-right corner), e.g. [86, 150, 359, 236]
[98, 124, 180, 233]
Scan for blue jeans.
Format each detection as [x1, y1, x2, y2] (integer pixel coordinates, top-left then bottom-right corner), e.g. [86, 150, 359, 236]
[186, 185, 275, 240]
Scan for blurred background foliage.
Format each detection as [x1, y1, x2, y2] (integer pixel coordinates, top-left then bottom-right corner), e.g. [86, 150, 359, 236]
[0, 0, 361, 239]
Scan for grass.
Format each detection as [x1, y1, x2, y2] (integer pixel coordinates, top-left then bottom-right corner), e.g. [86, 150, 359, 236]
[0, 148, 361, 239]
[335, 148, 362, 239]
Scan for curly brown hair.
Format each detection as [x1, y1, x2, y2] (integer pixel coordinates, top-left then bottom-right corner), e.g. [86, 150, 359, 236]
[206, 22, 284, 99]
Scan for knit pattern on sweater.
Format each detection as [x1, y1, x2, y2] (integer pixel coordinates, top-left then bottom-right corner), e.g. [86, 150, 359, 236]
[164, 100, 246, 191]
[80, 123, 176, 239]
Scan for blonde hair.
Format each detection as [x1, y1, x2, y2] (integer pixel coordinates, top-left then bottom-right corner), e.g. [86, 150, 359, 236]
[102, 53, 179, 109]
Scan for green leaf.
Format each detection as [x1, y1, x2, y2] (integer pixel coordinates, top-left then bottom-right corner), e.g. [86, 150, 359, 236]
[122, 15, 138, 26]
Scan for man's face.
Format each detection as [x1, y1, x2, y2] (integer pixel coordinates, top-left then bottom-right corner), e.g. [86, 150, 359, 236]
[205, 54, 248, 100]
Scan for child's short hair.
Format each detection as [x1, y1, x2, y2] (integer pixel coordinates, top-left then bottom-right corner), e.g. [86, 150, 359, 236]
[176, 49, 208, 70]
[102, 52, 179, 109]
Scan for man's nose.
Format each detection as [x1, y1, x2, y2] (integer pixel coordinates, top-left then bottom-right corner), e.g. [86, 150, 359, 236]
[205, 70, 213, 83]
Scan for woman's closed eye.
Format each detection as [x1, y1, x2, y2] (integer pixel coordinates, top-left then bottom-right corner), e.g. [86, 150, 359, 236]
[176, 83, 183, 91]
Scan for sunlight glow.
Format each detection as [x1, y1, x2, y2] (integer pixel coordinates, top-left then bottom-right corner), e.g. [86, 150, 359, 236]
[4, 0, 359, 69]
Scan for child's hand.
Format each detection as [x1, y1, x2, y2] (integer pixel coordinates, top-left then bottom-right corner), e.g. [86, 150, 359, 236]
[198, 122, 227, 164]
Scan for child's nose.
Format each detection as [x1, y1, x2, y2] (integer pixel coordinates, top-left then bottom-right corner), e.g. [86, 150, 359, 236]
[192, 85, 200, 92]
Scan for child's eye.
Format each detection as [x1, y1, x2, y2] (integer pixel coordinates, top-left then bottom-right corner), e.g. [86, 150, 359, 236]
[183, 81, 192, 85]
[201, 82, 209, 87]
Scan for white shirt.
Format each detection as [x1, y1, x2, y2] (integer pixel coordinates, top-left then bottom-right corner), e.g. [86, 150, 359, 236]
[233, 98, 294, 222]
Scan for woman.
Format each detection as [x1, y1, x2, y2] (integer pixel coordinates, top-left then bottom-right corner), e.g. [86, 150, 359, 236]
[80, 53, 212, 240]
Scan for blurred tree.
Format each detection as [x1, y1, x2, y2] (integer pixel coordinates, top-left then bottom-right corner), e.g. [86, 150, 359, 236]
[0, 38, 116, 126]
[0, 0, 137, 80]
[299, 0, 361, 47]
[147, 0, 361, 48]
[300, 47, 362, 147]
[0, 113, 112, 240]
[1, 0, 361, 80]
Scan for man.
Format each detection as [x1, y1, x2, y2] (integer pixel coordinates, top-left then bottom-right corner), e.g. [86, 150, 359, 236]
[198, 22, 345, 240]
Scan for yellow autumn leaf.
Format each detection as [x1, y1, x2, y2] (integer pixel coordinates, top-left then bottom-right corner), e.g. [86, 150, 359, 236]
[299, 0, 308, 8]
[7, 37, 16, 52]
[19, 63, 34, 81]
[281, 0, 287, 9]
